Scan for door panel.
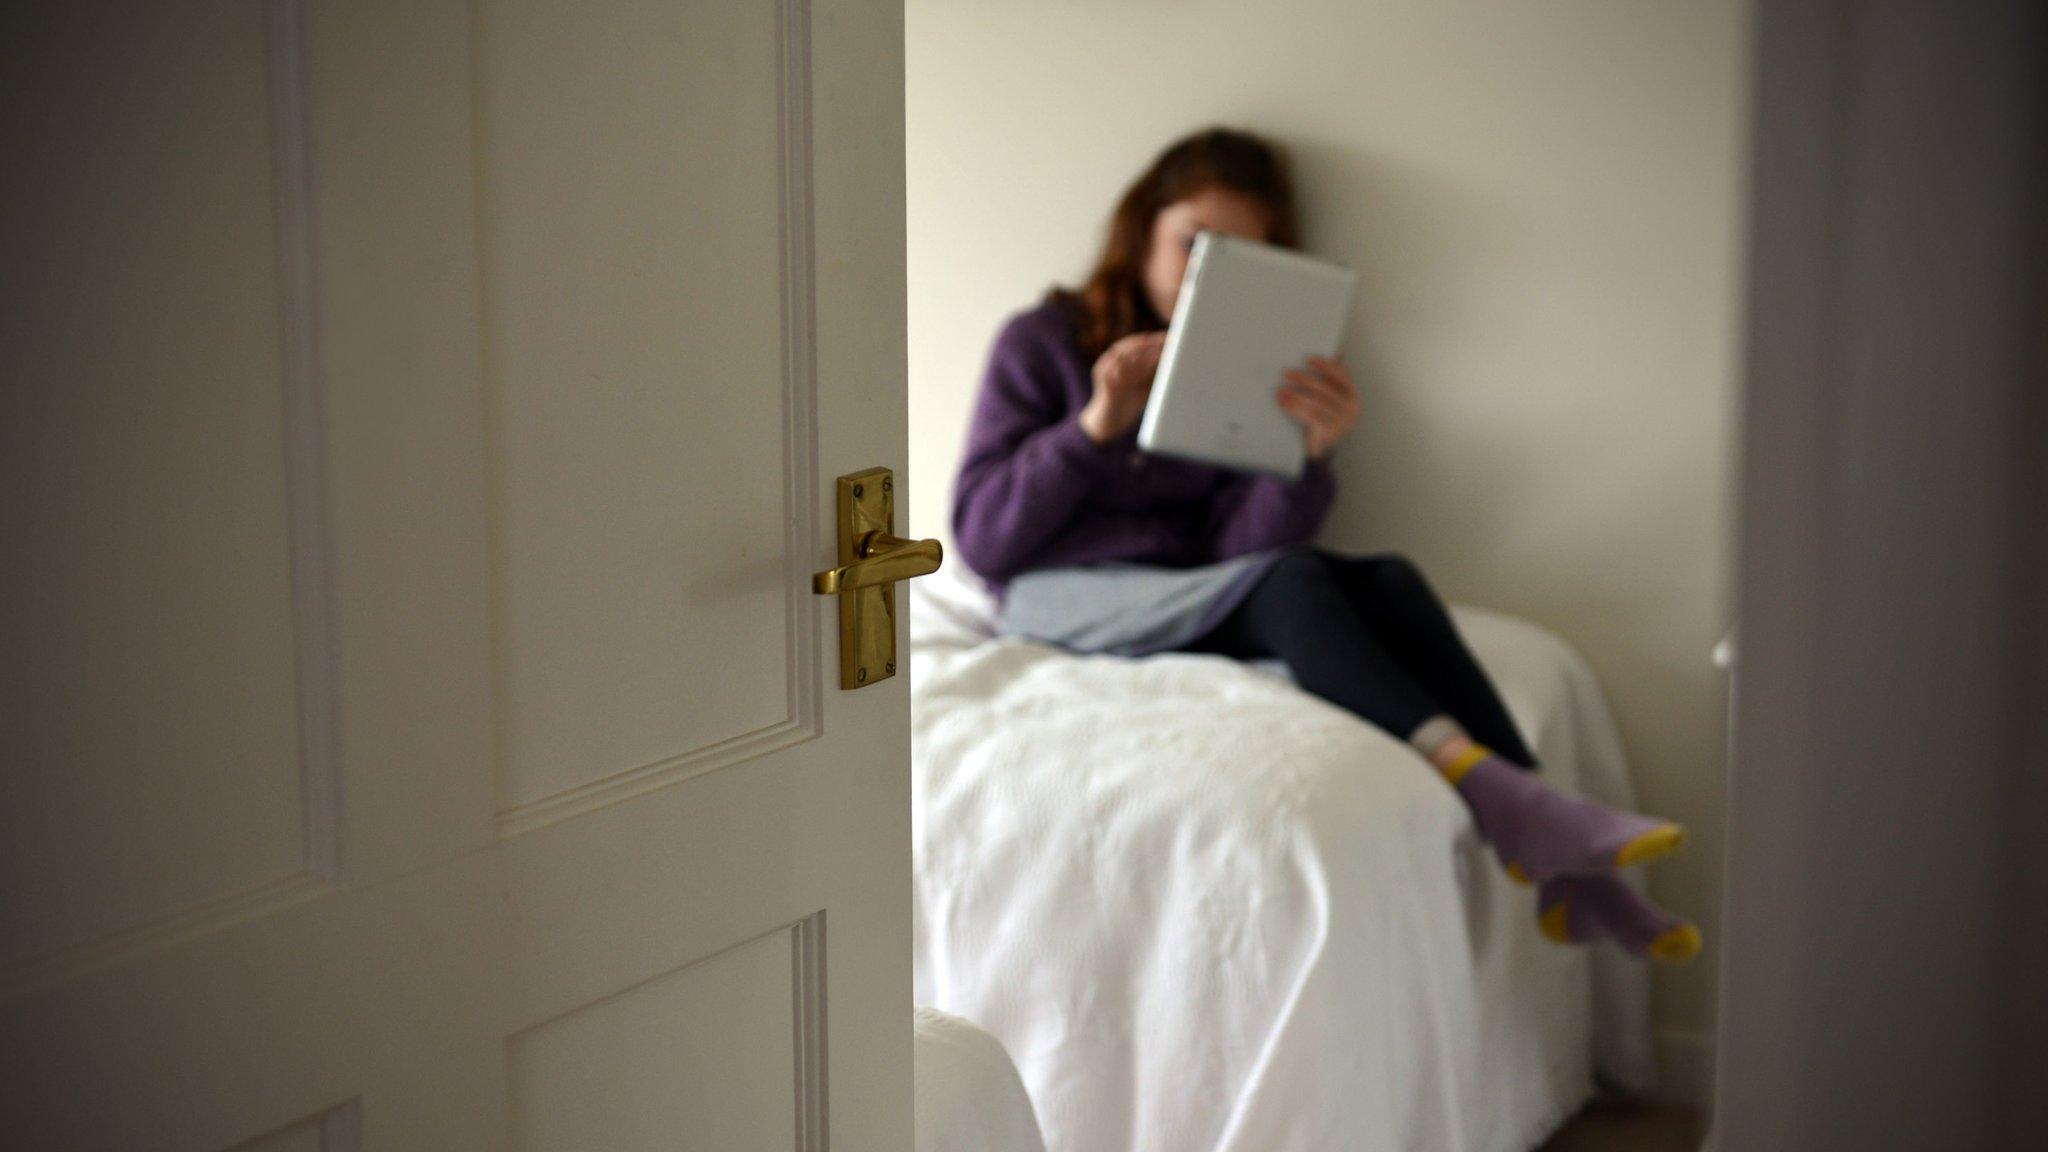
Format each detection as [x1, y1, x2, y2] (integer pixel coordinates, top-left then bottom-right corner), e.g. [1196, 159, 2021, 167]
[508, 924, 810, 1152]
[1, 0, 313, 975]
[474, 0, 800, 816]
[1, 0, 909, 1146]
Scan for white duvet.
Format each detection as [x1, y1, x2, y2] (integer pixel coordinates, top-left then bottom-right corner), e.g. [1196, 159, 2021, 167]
[910, 571, 1655, 1152]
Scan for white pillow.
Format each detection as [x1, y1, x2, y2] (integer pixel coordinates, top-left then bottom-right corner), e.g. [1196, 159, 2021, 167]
[913, 1006, 1045, 1152]
[909, 560, 1002, 647]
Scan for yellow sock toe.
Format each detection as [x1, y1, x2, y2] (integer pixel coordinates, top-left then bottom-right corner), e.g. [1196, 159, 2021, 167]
[1538, 903, 1572, 943]
[1613, 823, 1687, 870]
[1649, 923, 1702, 963]
[1505, 861, 1533, 885]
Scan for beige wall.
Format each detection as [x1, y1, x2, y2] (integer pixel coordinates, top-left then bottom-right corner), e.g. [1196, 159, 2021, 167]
[907, 0, 1748, 1088]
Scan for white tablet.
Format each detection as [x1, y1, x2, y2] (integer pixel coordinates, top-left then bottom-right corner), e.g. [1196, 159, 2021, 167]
[1137, 232, 1358, 479]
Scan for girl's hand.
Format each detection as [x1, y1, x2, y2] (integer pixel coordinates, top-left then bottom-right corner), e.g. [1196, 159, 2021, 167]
[1277, 356, 1358, 460]
[1080, 331, 1167, 443]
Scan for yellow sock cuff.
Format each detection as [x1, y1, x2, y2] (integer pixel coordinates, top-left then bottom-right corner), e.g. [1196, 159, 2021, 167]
[1441, 743, 1490, 784]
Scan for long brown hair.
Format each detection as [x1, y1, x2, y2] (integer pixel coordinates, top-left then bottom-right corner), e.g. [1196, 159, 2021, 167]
[1050, 128, 1300, 356]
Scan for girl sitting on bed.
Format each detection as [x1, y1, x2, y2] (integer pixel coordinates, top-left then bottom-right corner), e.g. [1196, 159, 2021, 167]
[951, 127, 1699, 963]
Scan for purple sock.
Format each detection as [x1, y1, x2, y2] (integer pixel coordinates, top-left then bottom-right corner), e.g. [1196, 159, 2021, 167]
[1446, 749, 1685, 882]
[1538, 875, 1701, 963]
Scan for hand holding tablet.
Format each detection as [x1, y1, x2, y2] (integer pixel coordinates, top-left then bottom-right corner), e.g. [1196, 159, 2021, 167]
[1278, 354, 1360, 461]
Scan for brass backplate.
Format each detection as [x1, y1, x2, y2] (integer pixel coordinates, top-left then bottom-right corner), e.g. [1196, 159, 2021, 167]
[834, 467, 897, 689]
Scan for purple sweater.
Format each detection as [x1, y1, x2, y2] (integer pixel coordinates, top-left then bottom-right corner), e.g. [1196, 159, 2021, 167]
[952, 300, 1336, 587]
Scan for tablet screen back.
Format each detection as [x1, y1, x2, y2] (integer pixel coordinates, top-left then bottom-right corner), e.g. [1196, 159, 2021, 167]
[1137, 233, 1357, 478]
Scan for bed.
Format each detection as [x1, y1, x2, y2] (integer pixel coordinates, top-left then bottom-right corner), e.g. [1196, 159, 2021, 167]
[909, 566, 1657, 1152]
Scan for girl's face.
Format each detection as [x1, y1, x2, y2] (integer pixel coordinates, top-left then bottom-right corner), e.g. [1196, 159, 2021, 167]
[1141, 186, 1273, 322]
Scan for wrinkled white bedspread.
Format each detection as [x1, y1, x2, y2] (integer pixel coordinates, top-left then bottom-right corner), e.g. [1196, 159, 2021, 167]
[910, 576, 1654, 1152]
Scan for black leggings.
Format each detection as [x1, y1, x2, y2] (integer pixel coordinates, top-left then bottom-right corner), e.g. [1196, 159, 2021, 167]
[1184, 549, 1536, 768]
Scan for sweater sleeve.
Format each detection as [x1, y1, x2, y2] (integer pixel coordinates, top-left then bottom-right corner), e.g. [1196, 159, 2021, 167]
[1201, 455, 1338, 562]
[951, 317, 1122, 581]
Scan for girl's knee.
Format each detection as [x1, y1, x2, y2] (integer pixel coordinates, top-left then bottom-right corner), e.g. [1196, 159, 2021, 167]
[1361, 552, 1431, 595]
[1262, 549, 1345, 594]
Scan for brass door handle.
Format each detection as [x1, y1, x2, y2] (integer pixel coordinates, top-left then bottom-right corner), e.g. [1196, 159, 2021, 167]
[812, 467, 942, 689]
[811, 532, 942, 595]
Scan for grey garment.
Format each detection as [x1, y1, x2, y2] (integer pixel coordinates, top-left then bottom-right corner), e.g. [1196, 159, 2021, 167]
[997, 548, 1289, 657]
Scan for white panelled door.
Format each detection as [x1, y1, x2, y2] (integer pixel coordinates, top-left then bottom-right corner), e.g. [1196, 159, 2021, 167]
[1, 0, 910, 1148]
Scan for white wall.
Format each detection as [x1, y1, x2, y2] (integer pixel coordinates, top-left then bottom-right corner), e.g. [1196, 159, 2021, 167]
[907, 0, 1748, 1089]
